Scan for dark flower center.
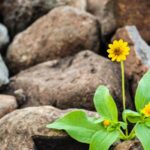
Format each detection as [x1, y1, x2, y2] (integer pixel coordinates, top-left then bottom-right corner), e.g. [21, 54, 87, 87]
[114, 48, 122, 55]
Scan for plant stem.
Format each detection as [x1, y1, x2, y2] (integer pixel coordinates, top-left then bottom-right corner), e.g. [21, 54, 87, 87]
[120, 61, 128, 136]
[121, 61, 126, 110]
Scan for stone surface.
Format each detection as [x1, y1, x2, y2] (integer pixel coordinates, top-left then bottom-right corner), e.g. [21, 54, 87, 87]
[0, 54, 9, 86]
[114, 140, 142, 150]
[87, 0, 150, 43]
[0, 23, 9, 50]
[116, 0, 150, 43]
[87, 0, 116, 37]
[6, 6, 100, 73]
[7, 50, 132, 111]
[112, 26, 150, 96]
[0, 95, 17, 118]
[1, 0, 87, 37]
[0, 106, 96, 150]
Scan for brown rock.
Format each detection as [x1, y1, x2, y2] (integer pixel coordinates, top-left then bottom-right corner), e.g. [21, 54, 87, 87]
[0, 95, 17, 118]
[6, 6, 100, 73]
[114, 140, 142, 150]
[112, 26, 150, 97]
[7, 50, 132, 111]
[116, 0, 150, 43]
[0, 106, 96, 150]
[1, 0, 87, 36]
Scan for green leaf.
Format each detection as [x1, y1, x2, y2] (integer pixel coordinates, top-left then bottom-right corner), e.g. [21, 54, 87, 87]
[47, 110, 102, 144]
[145, 121, 150, 128]
[135, 123, 150, 150]
[135, 71, 150, 112]
[94, 86, 118, 121]
[123, 109, 141, 123]
[89, 129, 119, 150]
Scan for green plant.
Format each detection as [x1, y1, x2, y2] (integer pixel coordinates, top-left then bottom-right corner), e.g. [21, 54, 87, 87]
[47, 40, 150, 150]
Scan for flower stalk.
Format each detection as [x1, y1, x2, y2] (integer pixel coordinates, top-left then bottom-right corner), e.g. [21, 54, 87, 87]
[121, 61, 126, 110]
[121, 61, 128, 136]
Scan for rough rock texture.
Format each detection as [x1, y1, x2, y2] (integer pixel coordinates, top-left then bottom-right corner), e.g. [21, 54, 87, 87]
[7, 50, 132, 111]
[0, 95, 17, 118]
[87, 0, 150, 43]
[6, 6, 100, 73]
[1, 0, 87, 37]
[0, 54, 9, 86]
[112, 26, 150, 96]
[87, 0, 116, 38]
[116, 0, 150, 43]
[0, 23, 9, 50]
[0, 106, 96, 150]
[114, 140, 142, 150]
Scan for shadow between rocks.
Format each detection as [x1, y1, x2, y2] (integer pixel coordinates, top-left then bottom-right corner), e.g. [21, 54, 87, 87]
[33, 135, 89, 150]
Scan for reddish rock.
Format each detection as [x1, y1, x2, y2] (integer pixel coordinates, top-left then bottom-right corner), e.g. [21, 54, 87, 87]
[6, 6, 100, 73]
[112, 26, 150, 96]
[0, 95, 17, 118]
[7, 50, 132, 111]
[0, 106, 96, 150]
[114, 140, 142, 150]
[116, 0, 150, 43]
[1, 0, 87, 36]
[87, 0, 150, 43]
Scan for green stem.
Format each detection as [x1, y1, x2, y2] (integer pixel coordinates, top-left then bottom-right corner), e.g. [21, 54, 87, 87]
[120, 61, 128, 136]
[121, 61, 126, 110]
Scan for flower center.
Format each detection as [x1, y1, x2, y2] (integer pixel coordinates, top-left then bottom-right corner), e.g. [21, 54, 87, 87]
[114, 48, 122, 55]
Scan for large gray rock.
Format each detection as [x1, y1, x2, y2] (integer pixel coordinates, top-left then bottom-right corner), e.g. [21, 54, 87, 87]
[112, 26, 150, 96]
[0, 23, 9, 50]
[0, 106, 95, 150]
[87, 0, 116, 38]
[0, 54, 9, 86]
[6, 6, 100, 74]
[1, 0, 87, 36]
[7, 50, 132, 111]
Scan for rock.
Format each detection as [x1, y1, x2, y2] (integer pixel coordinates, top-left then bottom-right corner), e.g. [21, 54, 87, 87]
[87, 0, 116, 38]
[6, 6, 100, 74]
[116, 0, 150, 43]
[0, 23, 9, 50]
[87, 0, 150, 43]
[1, 0, 87, 37]
[0, 95, 17, 118]
[0, 54, 9, 86]
[7, 50, 132, 111]
[114, 140, 142, 150]
[112, 26, 150, 96]
[0, 106, 96, 150]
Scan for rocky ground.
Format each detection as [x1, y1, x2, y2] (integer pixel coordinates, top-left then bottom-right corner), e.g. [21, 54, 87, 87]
[0, 0, 150, 149]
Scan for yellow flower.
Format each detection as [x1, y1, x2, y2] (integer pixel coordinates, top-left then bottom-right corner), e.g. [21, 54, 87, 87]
[141, 102, 150, 117]
[107, 39, 130, 62]
[103, 120, 110, 127]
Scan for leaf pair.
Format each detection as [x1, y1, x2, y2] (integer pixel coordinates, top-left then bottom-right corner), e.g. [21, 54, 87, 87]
[47, 110, 102, 144]
[47, 86, 119, 150]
